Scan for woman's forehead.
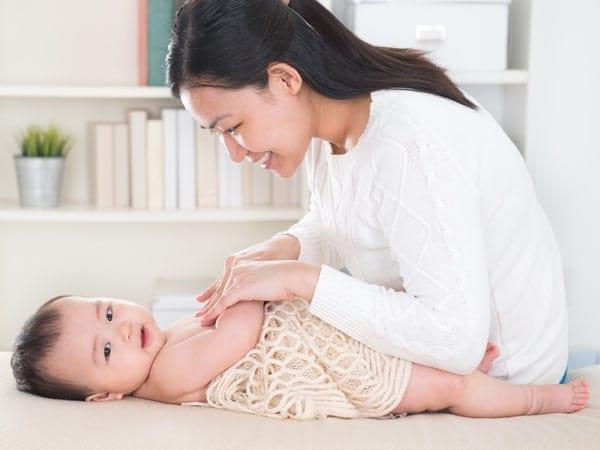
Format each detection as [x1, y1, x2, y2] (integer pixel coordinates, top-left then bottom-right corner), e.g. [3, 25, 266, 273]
[183, 85, 262, 113]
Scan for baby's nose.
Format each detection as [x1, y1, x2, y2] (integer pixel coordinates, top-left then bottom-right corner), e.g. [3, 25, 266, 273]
[120, 321, 132, 342]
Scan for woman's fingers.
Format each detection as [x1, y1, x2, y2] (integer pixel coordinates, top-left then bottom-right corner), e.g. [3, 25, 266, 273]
[198, 292, 239, 325]
[196, 268, 230, 316]
[196, 286, 222, 315]
[197, 282, 232, 320]
[198, 315, 217, 327]
[196, 282, 217, 303]
[196, 254, 245, 319]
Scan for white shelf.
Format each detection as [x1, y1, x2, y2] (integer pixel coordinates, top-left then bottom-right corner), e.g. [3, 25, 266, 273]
[0, 85, 178, 99]
[449, 69, 528, 85]
[0, 71, 528, 99]
[0, 202, 305, 223]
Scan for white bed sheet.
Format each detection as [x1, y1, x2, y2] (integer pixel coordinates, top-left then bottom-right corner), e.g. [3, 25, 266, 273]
[1, 352, 599, 450]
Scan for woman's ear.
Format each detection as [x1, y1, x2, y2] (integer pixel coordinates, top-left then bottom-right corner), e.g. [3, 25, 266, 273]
[85, 391, 124, 402]
[266, 62, 303, 96]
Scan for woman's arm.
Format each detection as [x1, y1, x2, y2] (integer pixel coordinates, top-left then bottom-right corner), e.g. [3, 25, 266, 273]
[153, 301, 265, 399]
[305, 132, 491, 374]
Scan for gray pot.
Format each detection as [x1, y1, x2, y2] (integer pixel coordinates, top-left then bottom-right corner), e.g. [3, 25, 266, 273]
[14, 156, 66, 208]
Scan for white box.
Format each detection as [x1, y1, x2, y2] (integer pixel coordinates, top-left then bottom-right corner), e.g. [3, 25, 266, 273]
[150, 277, 214, 330]
[334, 0, 510, 71]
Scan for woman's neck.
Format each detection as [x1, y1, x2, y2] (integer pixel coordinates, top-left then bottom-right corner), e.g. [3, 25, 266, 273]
[310, 91, 371, 155]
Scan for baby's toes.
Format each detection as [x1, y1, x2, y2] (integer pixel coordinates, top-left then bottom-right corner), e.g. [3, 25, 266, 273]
[569, 379, 590, 408]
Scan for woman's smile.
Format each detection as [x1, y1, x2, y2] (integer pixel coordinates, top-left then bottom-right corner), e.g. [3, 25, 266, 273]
[246, 150, 275, 170]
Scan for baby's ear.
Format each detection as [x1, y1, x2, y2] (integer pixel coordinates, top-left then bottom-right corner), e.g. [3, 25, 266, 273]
[85, 392, 123, 402]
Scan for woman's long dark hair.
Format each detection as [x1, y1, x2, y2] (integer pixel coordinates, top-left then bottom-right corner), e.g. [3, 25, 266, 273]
[166, 0, 477, 110]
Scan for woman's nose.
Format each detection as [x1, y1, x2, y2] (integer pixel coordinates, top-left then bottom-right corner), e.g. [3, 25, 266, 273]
[222, 135, 248, 163]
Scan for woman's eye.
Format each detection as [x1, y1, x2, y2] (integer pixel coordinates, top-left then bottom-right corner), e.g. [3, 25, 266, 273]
[226, 125, 239, 135]
[104, 342, 111, 359]
[106, 306, 113, 322]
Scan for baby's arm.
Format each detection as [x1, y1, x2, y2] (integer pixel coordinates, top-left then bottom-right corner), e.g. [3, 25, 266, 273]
[153, 301, 264, 401]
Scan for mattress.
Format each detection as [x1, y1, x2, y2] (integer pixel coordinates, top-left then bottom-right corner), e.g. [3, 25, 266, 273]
[1, 351, 599, 450]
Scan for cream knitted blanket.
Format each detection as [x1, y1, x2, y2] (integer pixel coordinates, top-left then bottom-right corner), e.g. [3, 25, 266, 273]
[181, 298, 412, 420]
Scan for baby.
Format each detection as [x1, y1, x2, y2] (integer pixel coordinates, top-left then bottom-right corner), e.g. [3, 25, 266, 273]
[10, 294, 590, 420]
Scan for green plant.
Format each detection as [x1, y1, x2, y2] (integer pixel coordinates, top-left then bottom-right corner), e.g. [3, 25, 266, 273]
[15, 124, 73, 158]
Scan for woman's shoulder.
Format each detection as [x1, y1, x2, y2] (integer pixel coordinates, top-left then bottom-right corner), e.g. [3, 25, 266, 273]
[370, 88, 487, 138]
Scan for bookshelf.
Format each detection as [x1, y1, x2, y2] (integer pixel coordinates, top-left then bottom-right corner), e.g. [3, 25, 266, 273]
[0, 70, 528, 100]
[0, 200, 305, 223]
[0, 67, 526, 222]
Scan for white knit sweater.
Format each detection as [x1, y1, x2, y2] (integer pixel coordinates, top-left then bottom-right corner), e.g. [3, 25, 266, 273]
[277, 89, 568, 385]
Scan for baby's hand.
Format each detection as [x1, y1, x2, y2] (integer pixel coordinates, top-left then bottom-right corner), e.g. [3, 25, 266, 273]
[477, 342, 500, 374]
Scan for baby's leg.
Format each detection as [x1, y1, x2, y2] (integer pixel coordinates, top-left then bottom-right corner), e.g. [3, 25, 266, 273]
[394, 364, 590, 418]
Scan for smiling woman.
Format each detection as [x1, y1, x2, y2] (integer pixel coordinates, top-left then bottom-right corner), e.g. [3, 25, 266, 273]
[166, 0, 569, 395]
[167, 0, 475, 180]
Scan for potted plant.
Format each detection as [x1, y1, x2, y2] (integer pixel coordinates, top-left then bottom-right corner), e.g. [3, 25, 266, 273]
[13, 124, 73, 208]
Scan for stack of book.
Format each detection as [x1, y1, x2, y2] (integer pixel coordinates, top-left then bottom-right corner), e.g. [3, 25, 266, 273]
[91, 109, 301, 210]
[150, 277, 213, 329]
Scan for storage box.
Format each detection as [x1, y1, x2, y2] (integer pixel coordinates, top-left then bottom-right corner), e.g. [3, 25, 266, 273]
[333, 0, 511, 71]
[150, 277, 214, 329]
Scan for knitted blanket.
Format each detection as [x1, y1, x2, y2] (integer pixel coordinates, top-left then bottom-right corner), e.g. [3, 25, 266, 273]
[181, 298, 412, 420]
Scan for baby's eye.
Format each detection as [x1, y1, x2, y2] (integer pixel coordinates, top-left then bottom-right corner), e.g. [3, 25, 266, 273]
[226, 125, 239, 135]
[106, 306, 113, 322]
[104, 342, 111, 359]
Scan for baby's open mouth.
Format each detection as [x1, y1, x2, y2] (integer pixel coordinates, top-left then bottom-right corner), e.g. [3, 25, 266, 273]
[141, 326, 152, 349]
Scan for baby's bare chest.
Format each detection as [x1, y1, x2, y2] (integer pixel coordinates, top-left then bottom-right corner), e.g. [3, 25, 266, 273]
[137, 316, 210, 402]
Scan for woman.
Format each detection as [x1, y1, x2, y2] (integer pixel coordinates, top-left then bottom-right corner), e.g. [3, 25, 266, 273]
[167, 0, 568, 385]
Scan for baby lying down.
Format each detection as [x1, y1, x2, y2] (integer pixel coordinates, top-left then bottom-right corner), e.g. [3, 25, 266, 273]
[11, 295, 589, 420]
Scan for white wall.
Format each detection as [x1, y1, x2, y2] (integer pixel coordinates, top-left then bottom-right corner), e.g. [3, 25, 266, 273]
[1, 0, 599, 355]
[0, 221, 293, 350]
[526, 0, 600, 351]
[0, 0, 299, 350]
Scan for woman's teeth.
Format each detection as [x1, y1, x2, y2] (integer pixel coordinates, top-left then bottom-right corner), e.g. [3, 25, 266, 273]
[259, 151, 272, 168]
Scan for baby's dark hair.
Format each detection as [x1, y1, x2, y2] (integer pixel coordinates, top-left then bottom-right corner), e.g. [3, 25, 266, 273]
[10, 294, 94, 401]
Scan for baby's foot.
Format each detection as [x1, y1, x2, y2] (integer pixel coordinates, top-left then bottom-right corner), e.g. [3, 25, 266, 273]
[529, 379, 590, 415]
[477, 343, 500, 374]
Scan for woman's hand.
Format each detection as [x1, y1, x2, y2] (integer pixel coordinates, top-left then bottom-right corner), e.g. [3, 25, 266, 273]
[195, 234, 300, 309]
[195, 260, 320, 326]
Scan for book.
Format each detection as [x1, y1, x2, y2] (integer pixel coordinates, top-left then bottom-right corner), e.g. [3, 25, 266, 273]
[150, 276, 215, 330]
[147, 0, 174, 86]
[216, 139, 230, 207]
[173, 0, 187, 14]
[289, 168, 301, 206]
[196, 124, 218, 208]
[272, 174, 291, 207]
[241, 159, 253, 207]
[177, 109, 196, 209]
[92, 124, 114, 209]
[251, 163, 272, 206]
[162, 108, 178, 210]
[137, 0, 148, 85]
[147, 119, 164, 210]
[113, 124, 130, 208]
[229, 154, 243, 208]
[129, 110, 148, 209]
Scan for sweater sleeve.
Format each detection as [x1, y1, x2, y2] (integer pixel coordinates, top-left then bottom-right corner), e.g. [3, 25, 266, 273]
[308, 133, 491, 374]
